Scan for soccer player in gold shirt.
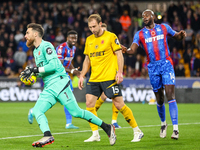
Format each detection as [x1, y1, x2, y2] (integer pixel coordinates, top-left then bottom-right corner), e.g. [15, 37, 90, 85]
[78, 14, 144, 143]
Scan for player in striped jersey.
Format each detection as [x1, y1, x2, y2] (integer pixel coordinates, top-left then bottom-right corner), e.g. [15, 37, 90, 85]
[124, 9, 186, 140]
[56, 30, 80, 129]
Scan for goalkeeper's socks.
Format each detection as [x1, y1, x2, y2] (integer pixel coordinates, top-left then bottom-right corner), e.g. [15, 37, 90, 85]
[64, 106, 72, 124]
[100, 122, 111, 136]
[44, 131, 52, 136]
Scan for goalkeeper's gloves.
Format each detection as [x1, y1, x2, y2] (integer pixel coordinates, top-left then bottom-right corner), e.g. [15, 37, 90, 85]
[20, 67, 39, 80]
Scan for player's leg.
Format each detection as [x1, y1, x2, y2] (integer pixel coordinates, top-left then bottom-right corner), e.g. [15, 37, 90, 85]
[111, 103, 121, 128]
[83, 82, 102, 142]
[148, 63, 167, 138]
[163, 59, 179, 139]
[95, 92, 106, 111]
[64, 79, 79, 129]
[95, 92, 121, 128]
[154, 88, 167, 138]
[165, 85, 179, 139]
[31, 91, 56, 147]
[85, 94, 100, 142]
[102, 80, 143, 142]
[58, 85, 116, 145]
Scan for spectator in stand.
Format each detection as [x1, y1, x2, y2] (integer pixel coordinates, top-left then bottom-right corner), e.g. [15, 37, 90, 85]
[184, 24, 194, 49]
[4, 47, 16, 72]
[17, 37, 29, 52]
[171, 47, 181, 68]
[126, 54, 136, 77]
[122, 0, 131, 16]
[13, 46, 27, 69]
[191, 12, 200, 33]
[14, 30, 24, 44]
[0, 40, 7, 58]
[112, 17, 123, 37]
[119, 10, 131, 32]
[175, 63, 185, 77]
[55, 31, 65, 44]
[190, 51, 200, 76]
[184, 47, 192, 67]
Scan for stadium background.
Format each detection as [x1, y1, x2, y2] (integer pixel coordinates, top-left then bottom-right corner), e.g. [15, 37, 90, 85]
[0, 0, 200, 102]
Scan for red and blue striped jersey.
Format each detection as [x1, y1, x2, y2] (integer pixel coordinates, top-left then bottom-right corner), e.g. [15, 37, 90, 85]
[56, 42, 76, 68]
[133, 23, 176, 63]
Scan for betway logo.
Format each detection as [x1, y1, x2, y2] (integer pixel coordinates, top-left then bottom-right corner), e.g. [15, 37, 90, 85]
[0, 87, 42, 102]
[106, 88, 155, 102]
[145, 34, 164, 43]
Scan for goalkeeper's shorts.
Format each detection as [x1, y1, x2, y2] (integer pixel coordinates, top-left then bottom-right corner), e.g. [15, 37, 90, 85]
[37, 76, 76, 106]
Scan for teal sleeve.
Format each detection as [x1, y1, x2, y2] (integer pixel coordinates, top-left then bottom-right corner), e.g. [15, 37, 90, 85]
[43, 58, 57, 73]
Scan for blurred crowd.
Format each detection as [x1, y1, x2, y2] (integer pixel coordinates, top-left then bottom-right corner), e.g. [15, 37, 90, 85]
[0, 0, 200, 79]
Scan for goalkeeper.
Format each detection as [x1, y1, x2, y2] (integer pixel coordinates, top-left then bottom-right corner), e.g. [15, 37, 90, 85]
[21, 23, 116, 147]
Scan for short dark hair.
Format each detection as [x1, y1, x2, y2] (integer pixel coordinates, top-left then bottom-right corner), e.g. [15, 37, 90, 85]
[27, 23, 44, 37]
[67, 30, 78, 37]
[101, 23, 107, 28]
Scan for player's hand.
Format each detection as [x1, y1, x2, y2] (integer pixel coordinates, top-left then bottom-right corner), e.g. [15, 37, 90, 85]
[179, 30, 187, 40]
[73, 67, 81, 78]
[115, 72, 123, 84]
[120, 44, 127, 53]
[20, 67, 33, 81]
[78, 76, 84, 90]
[20, 66, 39, 81]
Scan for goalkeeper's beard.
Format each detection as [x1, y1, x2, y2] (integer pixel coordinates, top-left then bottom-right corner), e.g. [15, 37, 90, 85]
[26, 38, 34, 48]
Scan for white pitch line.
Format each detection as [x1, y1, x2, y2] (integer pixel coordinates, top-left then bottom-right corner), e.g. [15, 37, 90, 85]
[0, 122, 199, 140]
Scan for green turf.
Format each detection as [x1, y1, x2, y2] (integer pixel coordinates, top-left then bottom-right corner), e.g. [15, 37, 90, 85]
[0, 102, 199, 150]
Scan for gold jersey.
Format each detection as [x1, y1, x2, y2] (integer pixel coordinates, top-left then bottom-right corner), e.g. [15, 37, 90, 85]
[84, 30, 121, 82]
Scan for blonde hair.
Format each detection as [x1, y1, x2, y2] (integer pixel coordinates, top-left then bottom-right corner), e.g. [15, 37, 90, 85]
[88, 14, 102, 24]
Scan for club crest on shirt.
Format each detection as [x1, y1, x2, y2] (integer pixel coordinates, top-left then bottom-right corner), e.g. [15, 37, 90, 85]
[95, 45, 98, 49]
[151, 31, 156, 36]
[46, 47, 53, 55]
[115, 38, 119, 45]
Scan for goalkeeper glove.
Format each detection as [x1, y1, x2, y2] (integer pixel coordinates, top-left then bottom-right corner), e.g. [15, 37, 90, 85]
[20, 67, 39, 80]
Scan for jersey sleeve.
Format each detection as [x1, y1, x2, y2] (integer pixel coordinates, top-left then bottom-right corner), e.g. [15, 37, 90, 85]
[132, 31, 140, 46]
[56, 44, 64, 59]
[162, 23, 176, 36]
[111, 33, 121, 52]
[44, 42, 58, 62]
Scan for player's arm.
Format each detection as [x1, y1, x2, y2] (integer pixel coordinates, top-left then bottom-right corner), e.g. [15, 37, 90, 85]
[123, 31, 139, 54]
[78, 55, 90, 90]
[115, 50, 124, 84]
[126, 43, 139, 54]
[65, 63, 81, 77]
[20, 58, 58, 80]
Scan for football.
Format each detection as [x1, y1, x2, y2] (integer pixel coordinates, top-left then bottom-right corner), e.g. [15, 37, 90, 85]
[20, 75, 37, 86]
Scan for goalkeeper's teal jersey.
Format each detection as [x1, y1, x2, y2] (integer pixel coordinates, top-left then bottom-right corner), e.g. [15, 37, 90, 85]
[33, 40, 68, 88]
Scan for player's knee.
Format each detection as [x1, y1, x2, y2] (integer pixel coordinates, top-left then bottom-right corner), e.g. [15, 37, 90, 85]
[70, 109, 83, 118]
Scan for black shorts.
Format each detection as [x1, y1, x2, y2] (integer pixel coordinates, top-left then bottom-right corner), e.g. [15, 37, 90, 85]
[86, 80, 122, 99]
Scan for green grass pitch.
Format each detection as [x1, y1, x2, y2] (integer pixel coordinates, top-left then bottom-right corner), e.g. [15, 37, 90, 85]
[0, 102, 199, 150]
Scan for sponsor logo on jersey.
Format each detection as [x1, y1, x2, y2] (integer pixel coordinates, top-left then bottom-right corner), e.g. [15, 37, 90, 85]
[46, 47, 53, 54]
[145, 34, 164, 43]
[90, 51, 105, 57]
[64, 57, 73, 61]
